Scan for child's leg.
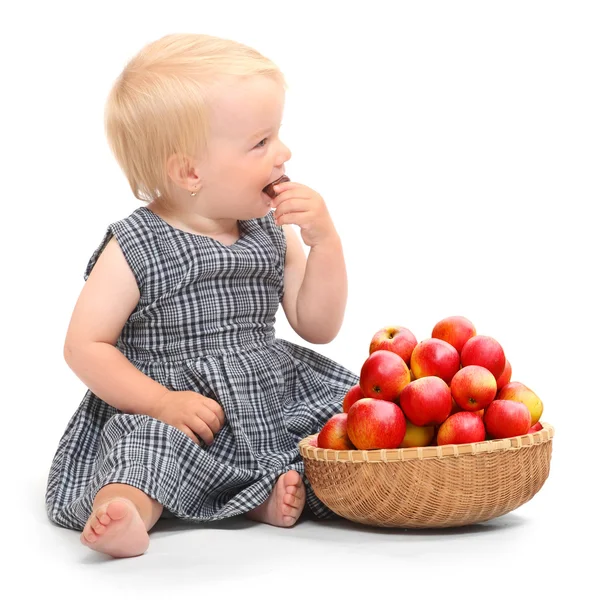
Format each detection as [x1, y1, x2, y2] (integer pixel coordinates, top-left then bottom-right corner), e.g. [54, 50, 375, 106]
[81, 483, 163, 558]
[246, 470, 306, 528]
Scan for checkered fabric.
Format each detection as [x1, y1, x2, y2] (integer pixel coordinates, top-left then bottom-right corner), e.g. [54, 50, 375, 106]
[46, 207, 359, 530]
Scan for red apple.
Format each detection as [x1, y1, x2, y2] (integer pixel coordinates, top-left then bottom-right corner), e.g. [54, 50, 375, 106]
[437, 411, 486, 445]
[360, 350, 411, 402]
[528, 422, 543, 433]
[484, 399, 531, 439]
[431, 316, 476, 354]
[399, 376, 452, 426]
[400, 420, 435, 448]
[495, 359, 512, 391]
[410, 338, 460, 384]
[307, 436, 319, 447]
[369, 326, 417, 366]
[342, 384, 365, 413]
[450, 365, 497, 411]
[496, 381, 543, 425]
[460, 335, 506, 380]
[347, 398, 406, 450]
[317, 413, 355, 450]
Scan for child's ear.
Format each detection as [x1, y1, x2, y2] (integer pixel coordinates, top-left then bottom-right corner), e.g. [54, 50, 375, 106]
[166, 153, 202, 192]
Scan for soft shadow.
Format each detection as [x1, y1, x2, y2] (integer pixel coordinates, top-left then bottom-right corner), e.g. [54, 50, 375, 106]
[150, 514, 255, 534]
[78, 515, 258, 564]
[297, 511, 527, 537]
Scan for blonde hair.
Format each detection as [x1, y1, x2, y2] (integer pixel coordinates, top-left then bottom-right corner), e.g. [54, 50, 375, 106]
[104, 33, 286, 203]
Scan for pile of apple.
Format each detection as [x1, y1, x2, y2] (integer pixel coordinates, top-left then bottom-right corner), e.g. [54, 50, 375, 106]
[315, 316, 545, 450]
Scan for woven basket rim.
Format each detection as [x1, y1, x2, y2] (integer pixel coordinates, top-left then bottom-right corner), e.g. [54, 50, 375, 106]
[299, 422, 554, 463]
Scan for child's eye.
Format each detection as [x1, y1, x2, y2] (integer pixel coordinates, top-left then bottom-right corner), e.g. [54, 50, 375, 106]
[254, 138, 268, 149]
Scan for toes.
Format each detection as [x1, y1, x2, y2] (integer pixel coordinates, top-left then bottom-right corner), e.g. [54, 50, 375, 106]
[286, 484, 305, 497]
[282, 470, 305, 499]
[105, 499, 132, 522]
[283, 470, 302, 488]
[82, 511, 103, 542]
[84, 506, 110, 539]
[282, 503, 299, 516]
[284, 492, 303, 509]
[81, 528, 97, 544]
[81, 499, 133, 546]
[92, 522, 106, 535]
[98, 513, 111, 526]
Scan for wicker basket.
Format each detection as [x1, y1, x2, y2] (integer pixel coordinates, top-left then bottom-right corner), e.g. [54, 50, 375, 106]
[299, 422, 554, 528]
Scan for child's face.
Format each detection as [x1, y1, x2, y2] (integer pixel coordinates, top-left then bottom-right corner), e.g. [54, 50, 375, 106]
[196, 75, 291, 220]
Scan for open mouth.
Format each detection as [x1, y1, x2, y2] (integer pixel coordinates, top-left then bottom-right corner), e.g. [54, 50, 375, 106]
[262, 175, 290, 199]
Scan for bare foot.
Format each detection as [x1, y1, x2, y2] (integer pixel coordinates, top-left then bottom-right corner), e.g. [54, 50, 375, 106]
[80, 497, 149, 558]
[246, 470, 306, 527]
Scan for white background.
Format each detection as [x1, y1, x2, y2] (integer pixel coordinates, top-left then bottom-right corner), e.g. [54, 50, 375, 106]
[1, 0, 598, 597]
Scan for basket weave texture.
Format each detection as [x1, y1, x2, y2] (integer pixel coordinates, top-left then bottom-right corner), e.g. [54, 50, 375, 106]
[299, 423, 554, 528]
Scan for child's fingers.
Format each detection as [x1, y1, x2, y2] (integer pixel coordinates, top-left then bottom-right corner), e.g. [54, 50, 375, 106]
[200, 396, 226, 426]
[274, 210, 307, 227]
[180, 425, 201, 446]
[271, 188, 311, 207]
[275, 211, 311, 228]
[196, 405, 223, 435]
[189, 415, 216, 445]
[273, 199, 308, 220]
[271, 180, 301, 196]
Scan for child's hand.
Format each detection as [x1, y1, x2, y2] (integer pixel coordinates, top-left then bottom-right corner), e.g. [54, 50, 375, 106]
[152, 390, 226, 446]
[271, 181, 339, 248]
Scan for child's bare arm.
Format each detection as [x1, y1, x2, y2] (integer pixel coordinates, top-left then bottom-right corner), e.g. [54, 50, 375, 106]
[273, 181, 348, 344]
[281, 225, 347, 344]
[63, 238, 225, 445]
[64, 237, 170, 416]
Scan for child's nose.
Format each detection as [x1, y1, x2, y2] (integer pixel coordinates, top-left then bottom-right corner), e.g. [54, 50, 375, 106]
[276, 140, 292, 165]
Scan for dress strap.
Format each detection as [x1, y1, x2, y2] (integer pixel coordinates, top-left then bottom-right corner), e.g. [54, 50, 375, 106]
[84, 208, 156, 291]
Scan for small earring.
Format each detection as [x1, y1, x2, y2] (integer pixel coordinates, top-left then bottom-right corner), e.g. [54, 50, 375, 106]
[190, 190, 197, 197]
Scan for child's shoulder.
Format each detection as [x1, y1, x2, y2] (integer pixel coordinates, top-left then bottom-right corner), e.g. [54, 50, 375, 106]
[112, 205, 159, 234]
[84, 206, 163, 284]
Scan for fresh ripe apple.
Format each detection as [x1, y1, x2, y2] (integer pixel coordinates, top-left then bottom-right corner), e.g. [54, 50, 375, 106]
[496, 381, 543, 425]
[410, 338, 460, 384]
[317, 413, 355, 450]
[347, 398, 406, 450]
[450, 365, 497, 411]
[307, 436, 319, 447]
[495, 359, 512, 391]
[437, 411, 486, 445]
[360, 350, 411, 402]
[460, 335, 506, 380]
[369, 326, 418, 366]
[400, 420, 435, 448]
[484, 399, 531, 439]
[431, 316, 477, 354]
[342, 384, 365, 413]
[399, 376, 453, 426]
[528, 422, 543, 433]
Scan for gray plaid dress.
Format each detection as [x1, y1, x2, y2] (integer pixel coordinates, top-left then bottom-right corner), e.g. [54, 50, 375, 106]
[45, 206, 359, 530]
